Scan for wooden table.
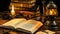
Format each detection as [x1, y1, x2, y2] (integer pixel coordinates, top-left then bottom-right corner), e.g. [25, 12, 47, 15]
[0, 17, 60, 34]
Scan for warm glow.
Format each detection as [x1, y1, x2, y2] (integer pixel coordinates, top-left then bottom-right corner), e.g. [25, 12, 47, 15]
[11, 5, 15, 16]
[20, 4, 23, 7]
[49, 9, 57, 15]
[50, 10, 53, 15]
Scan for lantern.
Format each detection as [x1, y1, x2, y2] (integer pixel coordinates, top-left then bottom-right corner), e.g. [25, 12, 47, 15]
[45, 1, 58, 30]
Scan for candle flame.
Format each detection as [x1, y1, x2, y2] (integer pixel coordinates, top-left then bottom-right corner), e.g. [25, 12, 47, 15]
[12, 5, 14, 12]
[49, 9, 57, 15]
[50, 10, 53, 15]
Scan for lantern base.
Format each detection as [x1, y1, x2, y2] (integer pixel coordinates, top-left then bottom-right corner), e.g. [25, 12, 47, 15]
[45, 16, 58, 30]
[45, 20, 58, 30]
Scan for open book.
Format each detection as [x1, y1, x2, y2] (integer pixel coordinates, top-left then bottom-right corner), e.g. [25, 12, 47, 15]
[0, 18, 43, 34]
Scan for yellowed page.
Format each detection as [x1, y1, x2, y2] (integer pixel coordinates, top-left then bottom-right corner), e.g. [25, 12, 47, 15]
[2, 18, 26, 28]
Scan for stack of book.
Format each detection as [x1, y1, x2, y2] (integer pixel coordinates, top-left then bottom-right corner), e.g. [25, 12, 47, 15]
[9, 0, 36, 11]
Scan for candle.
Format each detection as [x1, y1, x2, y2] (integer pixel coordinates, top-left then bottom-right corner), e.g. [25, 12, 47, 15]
[11, 5, 15, 16]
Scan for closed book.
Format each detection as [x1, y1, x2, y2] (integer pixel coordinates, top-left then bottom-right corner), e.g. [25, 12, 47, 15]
[11, 0, 36, 4]
[9, 3, 35, 8]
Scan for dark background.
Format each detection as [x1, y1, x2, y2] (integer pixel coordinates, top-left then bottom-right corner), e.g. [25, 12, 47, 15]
[0, 0, 11, 11]
[0, 0, 60, 16]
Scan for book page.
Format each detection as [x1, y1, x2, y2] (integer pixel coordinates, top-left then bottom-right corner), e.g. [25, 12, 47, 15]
[16, 20, 43, 33]
[2, 18, 26, 28]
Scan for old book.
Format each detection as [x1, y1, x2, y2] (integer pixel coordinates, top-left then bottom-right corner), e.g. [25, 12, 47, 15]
[11, 0, 36, 3]
[0, 18, 43, 34]
[9, 7, 34, 11]
[9, 0, 36, 11]
[9, 3, 35, 11]
[9, 3, 35, 8]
